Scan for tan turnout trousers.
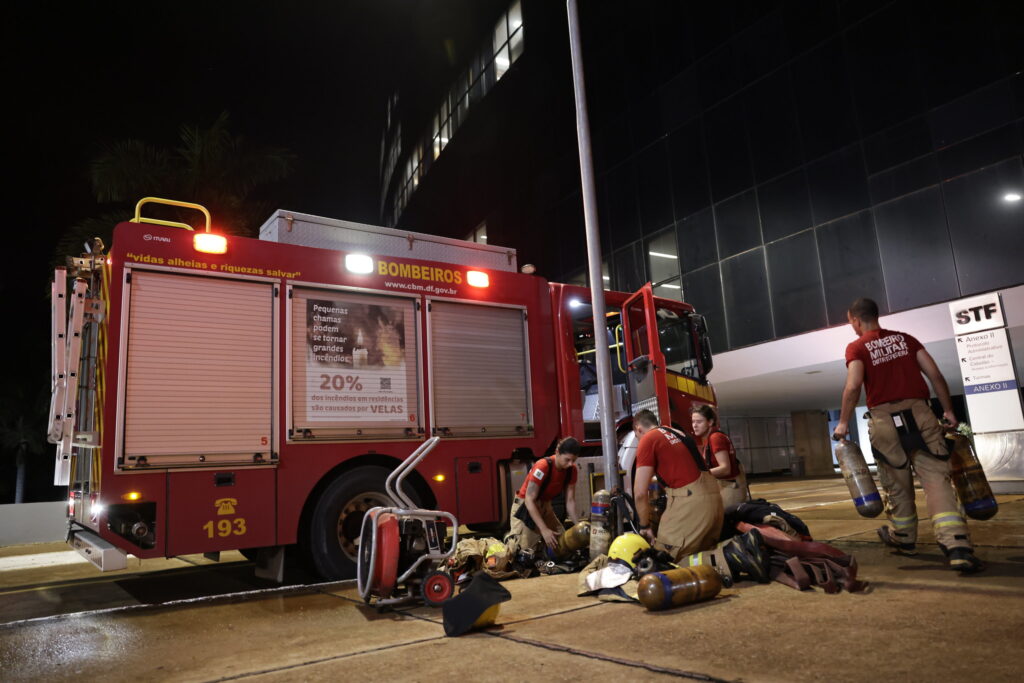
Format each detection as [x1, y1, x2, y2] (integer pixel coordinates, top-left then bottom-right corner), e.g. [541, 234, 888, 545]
[718, 464, 750, 508]
[504, 497, 563, 557]
[654, 472, 724, 561]
[868, 398, 971, 551]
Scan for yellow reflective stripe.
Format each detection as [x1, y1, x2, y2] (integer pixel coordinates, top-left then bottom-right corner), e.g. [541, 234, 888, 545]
[891, 516, 917, 527]
[665, 373, 714, 402]
[932, 512, 965, 528]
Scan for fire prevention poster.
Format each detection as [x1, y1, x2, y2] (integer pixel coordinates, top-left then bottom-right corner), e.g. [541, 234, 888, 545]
[303, 297, 411, 423]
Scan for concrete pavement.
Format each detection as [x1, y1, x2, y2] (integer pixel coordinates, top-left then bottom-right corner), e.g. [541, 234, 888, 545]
[2, 478, 1022, 682]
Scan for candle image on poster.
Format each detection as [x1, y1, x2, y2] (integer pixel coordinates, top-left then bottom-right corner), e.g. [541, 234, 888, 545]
[305, 298, 408, 422]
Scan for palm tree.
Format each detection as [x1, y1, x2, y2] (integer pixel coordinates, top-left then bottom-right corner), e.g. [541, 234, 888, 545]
[56, 111, 294, 261]
[0, 386, 47, 504]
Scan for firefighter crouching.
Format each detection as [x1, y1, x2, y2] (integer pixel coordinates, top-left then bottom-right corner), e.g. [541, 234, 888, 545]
[691, 405, 749, 507]
[504, 438, 580, 558]
[632, 410, 723, 561]
[834, 297, 982, 573]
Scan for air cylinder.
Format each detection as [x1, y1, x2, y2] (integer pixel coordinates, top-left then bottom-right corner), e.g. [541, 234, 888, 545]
[834, 439, 883, 518]
[555, 520, 591, 559]
[636, 565, 722, 611]
[589, 489, 611, 558]
[947, 433, 998, 521]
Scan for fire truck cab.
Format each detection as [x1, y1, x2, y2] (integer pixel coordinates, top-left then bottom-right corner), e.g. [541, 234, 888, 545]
[50, 198, 715, 580]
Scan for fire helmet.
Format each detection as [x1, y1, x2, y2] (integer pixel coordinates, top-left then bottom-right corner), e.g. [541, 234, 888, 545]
[607, 532, 651, 568]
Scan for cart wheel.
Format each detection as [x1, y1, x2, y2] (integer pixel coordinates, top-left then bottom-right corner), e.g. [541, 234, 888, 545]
[421, 570, 455, 606]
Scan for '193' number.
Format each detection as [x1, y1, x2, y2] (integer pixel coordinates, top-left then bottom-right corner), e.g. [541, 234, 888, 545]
[203, 518, 247, 538]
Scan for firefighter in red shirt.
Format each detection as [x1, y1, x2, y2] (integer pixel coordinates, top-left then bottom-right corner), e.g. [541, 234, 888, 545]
[633, 409, 723, 561]
[834, 298, 981, 572]
[691, 405, 749, 507]
[504, 438, 580, 557]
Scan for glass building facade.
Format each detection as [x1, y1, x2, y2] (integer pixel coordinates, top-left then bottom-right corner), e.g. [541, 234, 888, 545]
[383, 1, 1023, 355]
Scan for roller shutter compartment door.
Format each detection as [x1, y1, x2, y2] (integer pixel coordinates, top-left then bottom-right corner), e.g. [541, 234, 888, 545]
[429, 301, 532, 437]
[123, 271, 274, 465]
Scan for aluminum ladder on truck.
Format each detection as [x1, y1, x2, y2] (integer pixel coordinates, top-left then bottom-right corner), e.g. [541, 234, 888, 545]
[48, 258, 104, 487]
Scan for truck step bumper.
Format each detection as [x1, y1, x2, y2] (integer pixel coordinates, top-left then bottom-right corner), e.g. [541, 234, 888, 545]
[69, 527, 128, 572]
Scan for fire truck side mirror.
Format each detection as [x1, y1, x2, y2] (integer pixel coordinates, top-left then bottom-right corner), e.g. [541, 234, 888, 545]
[693, 315, 714, 376]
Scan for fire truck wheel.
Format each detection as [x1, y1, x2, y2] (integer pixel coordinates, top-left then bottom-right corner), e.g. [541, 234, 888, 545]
[307, 466, 411, 580]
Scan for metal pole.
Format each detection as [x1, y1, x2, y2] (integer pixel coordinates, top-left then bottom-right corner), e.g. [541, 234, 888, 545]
[567, 0, 620, 493]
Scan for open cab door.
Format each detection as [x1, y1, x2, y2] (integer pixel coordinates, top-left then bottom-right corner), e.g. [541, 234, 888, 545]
[621, 284, 670, 423]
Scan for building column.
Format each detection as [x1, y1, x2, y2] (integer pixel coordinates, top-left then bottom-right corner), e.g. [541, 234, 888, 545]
[791, 410, 835, 476]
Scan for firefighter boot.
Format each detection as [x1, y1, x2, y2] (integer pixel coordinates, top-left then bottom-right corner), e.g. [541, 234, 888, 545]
[721, 528, 771, 583]
[944, 546, 984, 574]
[681, 528, 770, 586]
[877, 526, 917, 556]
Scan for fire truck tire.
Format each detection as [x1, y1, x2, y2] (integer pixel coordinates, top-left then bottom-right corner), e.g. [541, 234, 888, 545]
[306, 466, 410, 580]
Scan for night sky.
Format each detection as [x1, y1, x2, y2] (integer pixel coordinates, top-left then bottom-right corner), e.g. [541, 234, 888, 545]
[4, 0, 508, 500]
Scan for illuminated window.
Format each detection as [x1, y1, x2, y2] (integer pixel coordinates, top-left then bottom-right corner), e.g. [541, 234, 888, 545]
[466, 222, 488, 243]
[387, 1, 525, 225]
[646, 230, 680, 285]
[495, 45, 511, 80]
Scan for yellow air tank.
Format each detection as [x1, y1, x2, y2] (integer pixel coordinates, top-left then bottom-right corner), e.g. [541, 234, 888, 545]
[637, 565, 723, 611]
[947, 432, 998, 520]
[555, 520, 591, 559]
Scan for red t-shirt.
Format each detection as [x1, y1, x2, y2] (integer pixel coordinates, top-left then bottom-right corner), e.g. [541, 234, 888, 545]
[845, 329, 929, 408]
[516, 457, 578, 501]
[700, 430, 739, 480]
[636, 427, 703, 488]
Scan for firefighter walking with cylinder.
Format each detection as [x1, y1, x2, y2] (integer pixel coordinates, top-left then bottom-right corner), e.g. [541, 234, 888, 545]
[833, 298, 982, 573]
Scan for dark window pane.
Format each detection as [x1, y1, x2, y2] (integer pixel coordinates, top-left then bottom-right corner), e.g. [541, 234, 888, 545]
[943, 158, 1024, 295]
[767, 231, 827, 337]
[667, 120, 711, 219]
[606, 160, 641, 248]
[595, 112, 633, 172]
[792, 39, 858, 159]
[676, 208, 717, 272]
[928, 80, 1017, 149]
[937, 123, 1022, 180]
[868, 155, 940, 205]
[697, 42, 740, 109]
[658, 67, 701, 132]
[735, 12, 788, 85]
[705, 98, 753, 201]
[683, 264, 727, 354]
[714, 190, 762, 258]
[759, 169, 813, 242]
[914, 4, 1007, 108]
[845, 4, 926, 134]
[873, 188, 959, 311]
[613, 243, 647, 293]
[631, 91, 665, 150]
[782, 0, 839, 57]
[807, 145, 869, 224]
[554, 194, 585, 274]
[721, 249, 774, 348]
[816, 210, 888, 325]
[745, 68, 803, 182]
[636, 140, 675, 234]
[864, 117, 932, 175]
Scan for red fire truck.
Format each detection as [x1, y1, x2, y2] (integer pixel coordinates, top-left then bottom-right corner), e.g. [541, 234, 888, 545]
[50, 198, 715, 579]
